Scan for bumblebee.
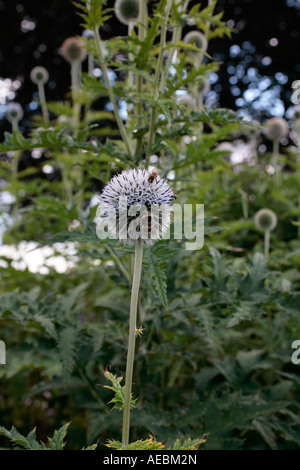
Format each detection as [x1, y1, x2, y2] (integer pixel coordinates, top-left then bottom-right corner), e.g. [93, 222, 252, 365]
[141, 212, 155, 235]
[148, 169, 158, 183]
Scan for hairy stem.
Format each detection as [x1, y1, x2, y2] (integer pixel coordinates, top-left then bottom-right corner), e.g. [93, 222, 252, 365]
[37, 81, 49, 124]
[93, 26, 133, 158]
[122, 238, 143, 445]
[264, 230, 270, 259]
[145, 0, 173, 167]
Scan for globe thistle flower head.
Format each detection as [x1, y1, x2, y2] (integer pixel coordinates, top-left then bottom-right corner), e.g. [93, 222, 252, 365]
[60, 36, 87, 64]
[183, 31, 208, 54]
[264, 117, 289, 142]
[30, 66, 49, 85]
[254, 208, 277, 232]
[96, 168, 176, 245]
[6, 102, 24, 123]
[115, 0, 141, 25]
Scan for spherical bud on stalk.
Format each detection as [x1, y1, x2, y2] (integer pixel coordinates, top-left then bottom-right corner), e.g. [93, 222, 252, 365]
[30, 66, 49, 85]
[114, 0, 141, 25]
[183, 31, 208, 54]
[60, 36, 87, 64]
[264, 117, 289, 142]
[254, 208, 277, 232]
[96, 168, 176, 245]
[6, 102, 24, 123]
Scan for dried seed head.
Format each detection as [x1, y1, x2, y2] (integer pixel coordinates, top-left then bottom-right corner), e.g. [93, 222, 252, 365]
[254, 208, 277, 232]
[30, 66, 49, 85]
[264, 117, 289, 141]
[183, 31, 208, 54]
[96, 168, 176, 245]
[115, 0, 141, 25]
[6, 102, 24, 123]
[60, 36, 87, 64]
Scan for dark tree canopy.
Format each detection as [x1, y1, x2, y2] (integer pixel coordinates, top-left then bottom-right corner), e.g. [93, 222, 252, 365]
[0, 0, 299, 138]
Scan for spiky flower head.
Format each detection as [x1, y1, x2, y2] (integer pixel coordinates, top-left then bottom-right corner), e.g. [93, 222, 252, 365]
[96, 168, 176, 245]
[264, 117, 289, 142]
[115, 0, 141, 25]
[30, 66, 49, 85]
[254, 208, 277, 232]
[6, 102, 23, 123]
[60, 36, 87, 64]
[183, 31, 208, 54]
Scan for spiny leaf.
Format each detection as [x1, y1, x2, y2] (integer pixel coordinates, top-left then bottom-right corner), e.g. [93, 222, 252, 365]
[48, 423, 70, 450]
[143, 247, 168, 308]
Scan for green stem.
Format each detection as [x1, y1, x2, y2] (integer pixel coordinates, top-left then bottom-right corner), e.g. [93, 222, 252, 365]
[272, 139, 280, 187]
[93, 26, 133, 158]
[145, 0, 173, 167]
[11, 118, 19, 132]
[122, 238, 143, 445]
[134, 1, 147, 159]
[37, 81, 49, 124]
[106, 244, 131, 284]
[264, 230, 270, 259]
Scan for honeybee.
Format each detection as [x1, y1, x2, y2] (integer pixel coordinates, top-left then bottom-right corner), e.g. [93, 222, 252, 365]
[148, 169, 158, 183]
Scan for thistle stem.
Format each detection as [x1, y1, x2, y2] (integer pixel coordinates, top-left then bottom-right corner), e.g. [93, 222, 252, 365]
[145, 0, 173, 167]
[122, 238, 143, 445]
[93, 26, 133, 158]
[272, 139, 280, 187]
[264, 230, 270, 259]
[134, 1, 147, 158]
[37, 81, 49, 124]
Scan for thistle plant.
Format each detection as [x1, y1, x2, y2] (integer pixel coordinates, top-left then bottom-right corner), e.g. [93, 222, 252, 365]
[82, 29, 95, 76]
[97, 168, 175, 445]
[293, 106, 300, 237]
[264, 117, 289, 186]
[30, 66, 50, 123]
[60, 36, 87, 104]
[5, 102, 23, 132]
[254, 208, 278, 258]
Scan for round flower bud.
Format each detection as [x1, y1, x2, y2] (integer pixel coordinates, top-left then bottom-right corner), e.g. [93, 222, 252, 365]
[96, 168, 176, 245]
[254, 208, 277, 232]
[114, 0, 141, 25]
[264, 117, 289, 142]
[30, 66, 49, 85]
[183, 31, 208, 54]
[6, 102, 24, 123]
[60, 36, 87, 64]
